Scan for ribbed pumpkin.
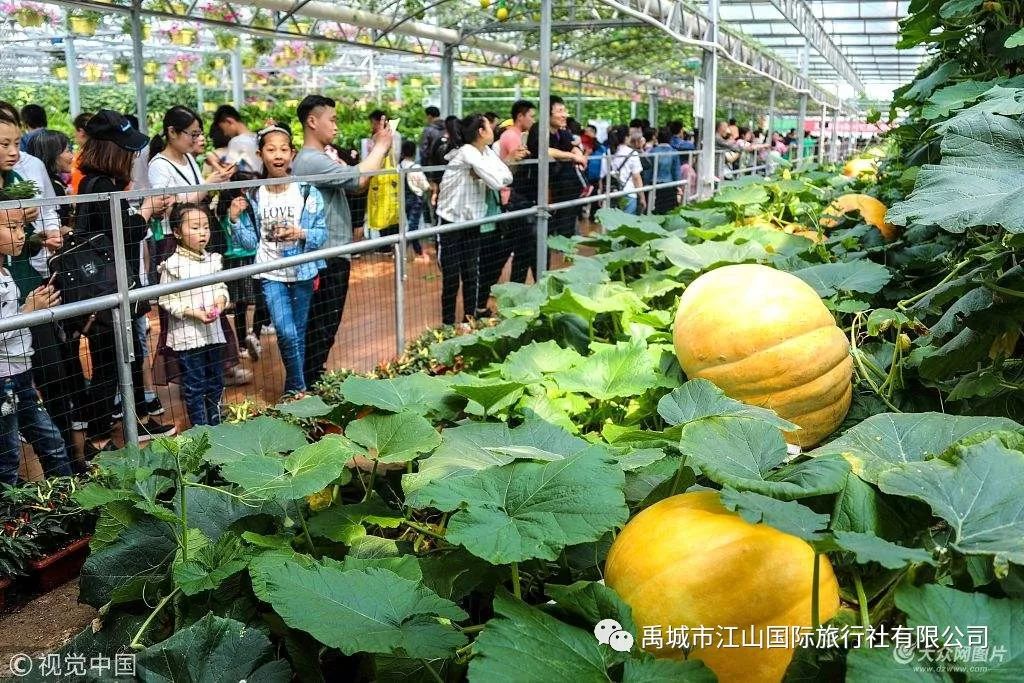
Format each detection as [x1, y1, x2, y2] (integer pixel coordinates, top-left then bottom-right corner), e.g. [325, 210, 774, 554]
[820, 193, 897, 241]
[842, 157, 876, 178]
[605, 491, 840, 683]
[673, 264, 852, 446]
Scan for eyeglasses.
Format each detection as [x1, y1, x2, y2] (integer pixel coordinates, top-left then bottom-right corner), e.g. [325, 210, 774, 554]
[179, 129, 203, 140]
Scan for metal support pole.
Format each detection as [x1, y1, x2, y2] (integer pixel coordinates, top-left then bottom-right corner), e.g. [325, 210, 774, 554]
[648, 91, 657, 127]
[630, 100, 638, 120]
[65, 38, 81, 118]
[830, 103, 840, 162]
[818, 105, 827, 164]
[197, 81, 205, 119]
[767, 83, 776, 136]
[795, 40, 810, 165]
[231, 46, 244, 110]
[394, 166, 407, 355]
[440, 46, 454, 115]
[107, 197, 138, 445]
[576, 81, 584, 120]
[698, 0, 719, 198]
[647, 154, 658, 215]
[535, 0, 552, 279]
[130, 1, 147, 134]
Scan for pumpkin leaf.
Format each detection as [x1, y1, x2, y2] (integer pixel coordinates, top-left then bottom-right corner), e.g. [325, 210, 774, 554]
[218, 435, 349, 501]
[196, 416, 308, 466]
[249, 555, 467, 659]
[719, 488, 831, 540]
[679, 417, 849, 499]
[651, 237, 769, 272]
[831, 530, 935, 569]
[307, 495, 404, 543]
[411, 449, 627, 564]
[877, 438, 1024, 564]
[172, 533, 253, 596]
[793, 261, 892, 297]
[273, 395, 333, 419]
[810, 412, 1021, 484]
[339, 374, 460, 418]
[500, 341, 585, 383]
[557, 340, 659, 400]
[656, 379, 796, 430]
[344, 412, 442, 463]
[136, 613, 291, 682]
[451, 379, 527, 417]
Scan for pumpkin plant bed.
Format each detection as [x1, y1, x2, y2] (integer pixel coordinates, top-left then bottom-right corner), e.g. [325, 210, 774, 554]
[57, 162, 1023, 681]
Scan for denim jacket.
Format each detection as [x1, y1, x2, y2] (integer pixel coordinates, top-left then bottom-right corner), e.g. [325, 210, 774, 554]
[228, 182, 327, 282]
[651, 144, 683, 184]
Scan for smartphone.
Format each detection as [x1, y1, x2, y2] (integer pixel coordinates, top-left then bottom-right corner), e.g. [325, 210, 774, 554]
[388, 118, 400, 134]
[520, 131, 529, 148]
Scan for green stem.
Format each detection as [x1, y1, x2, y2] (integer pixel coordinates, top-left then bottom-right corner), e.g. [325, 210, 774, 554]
[984, 282, 1024, 299]
[130, 587, 180, 650]
[510, 562, 522, 600]
[362, 459, 380, 503]
[295, 500, 317, 556]
[402, 520, 446, 540]
[851, 348, 903, 412]
[811, 553, 821, 632]
[176, 461, 188, 563]
[897, 261, 967, 310]
[852, 569, 871, 630]
[668, 457, 688, 496]
[458, 624, 486, 634]
[421, 659, 444, 683]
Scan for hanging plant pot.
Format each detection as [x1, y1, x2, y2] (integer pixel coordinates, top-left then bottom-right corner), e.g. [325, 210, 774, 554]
[173, 61, 188, 75]
[29, 536, 91, 593]
[15, 9, 46, 28]
[173, 75, 187, 85]
[83, 64, 102, 82]
[212, 56, 226, 70]
[203, 101, 218, 113]
[410, 77, 423, 88]
[141, 24, 152, 41]
[52, 65, 68, 79]
[241, 52, 257, 68]
[173, 28, 197, 46]
[293, 20, 312, 34]
[309, 54, 327, 66]
[69, 16, 98, 37]
[215, 33, 238, 50]
[144, 60, 159, 75]
[166, 0, 189, 14]
[114, 71, 130, 84]
[202, 74, 217, 87]
[144, 74, 155, 86]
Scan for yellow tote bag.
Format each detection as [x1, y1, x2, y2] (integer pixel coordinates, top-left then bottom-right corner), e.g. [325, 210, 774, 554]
[367, 154, 400, 229]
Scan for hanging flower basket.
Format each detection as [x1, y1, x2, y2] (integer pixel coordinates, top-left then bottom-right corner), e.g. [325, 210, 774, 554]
[212, 56, 225, 70]
[410, 77, 423, 89]
[52, 64, 68, 79]
[163, 0, 189, 14]
[173, 74, 187, 85]
[114, 71, 130, 84]
[69, 16, 98, 36]
[144, 60, 159, 75]
[292, 19, 312, 34]
[214, 32, 238, 50]
[241, 52, 257, 68]
[144, 74, 155, 86]
[83, 63, 102, 82]
[14, 7, 47, 28]
[201, 74, 217, 87]
[203, 102, 218, 113]
[171, 27, 197, 46]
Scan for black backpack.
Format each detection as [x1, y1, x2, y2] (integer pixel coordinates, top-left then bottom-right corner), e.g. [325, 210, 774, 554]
[424, 133, 456, 185]
[48, 177, 122, 305]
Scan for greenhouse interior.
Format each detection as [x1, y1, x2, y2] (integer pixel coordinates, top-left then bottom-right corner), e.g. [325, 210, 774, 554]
[0, 0, 1021, 681]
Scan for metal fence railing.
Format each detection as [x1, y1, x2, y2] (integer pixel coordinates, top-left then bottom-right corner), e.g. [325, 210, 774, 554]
[0, 142, 868, 480]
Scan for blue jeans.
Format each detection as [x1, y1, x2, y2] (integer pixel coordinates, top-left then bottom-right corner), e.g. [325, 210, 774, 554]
[261, 279, 314, 394]
[405, 191, 424, 255]
[177, 344, 225, 426]
[0, 370, 71, 484]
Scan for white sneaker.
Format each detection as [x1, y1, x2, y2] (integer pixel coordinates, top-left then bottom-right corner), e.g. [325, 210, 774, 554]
[244, 334, 262, 361]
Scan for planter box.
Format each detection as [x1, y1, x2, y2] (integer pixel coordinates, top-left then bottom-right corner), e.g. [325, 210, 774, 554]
[29, 536, 90, 593]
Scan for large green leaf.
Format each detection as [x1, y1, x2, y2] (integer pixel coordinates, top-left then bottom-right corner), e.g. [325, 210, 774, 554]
[172, 533, 253, 596]
[249, 555, 467, 658]
[540, 282, 646, 324]
[80, 516, 177, 607]
[451, 378, 527, 417]
[923, 79, 1000, 119]
[500, 341, 585, 383]
[877, 438, 1024, 564]
[895, 582, 1024, 679]
[622, 658, 717, 682]
[403, 420, 596, 504]
[273, 395, 333, 419]
[430, 317, 531, 365]
[831, 530, 935, 569]
[719, 488, 831, 540]
[793, 261, 892, 297]
[713, 183, 770, 206]
[557, 340, 659, 400]
[810, 413, 1021, 484]
[651, 236, 769, 272]
[174, 486, 275, 543]
[902, 60, 962, 103]
[218, 435, 349, 501]
[887, 113, 1024, 232]
[137, 613, 289, 682]
[339, 373, 459, 417]
[344, 411, 442, 463]
[307, 496, 403, 543]
[679, 417, 849, 499]
[656, 379, 796, 430]
[845, 646, 951, 682]
[196, 417, 308, 466]
[468, 590, 610, 682]
[412, 450, 627, 563]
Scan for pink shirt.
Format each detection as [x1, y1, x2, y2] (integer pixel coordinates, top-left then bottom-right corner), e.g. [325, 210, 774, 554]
[498, 128, 526, 204]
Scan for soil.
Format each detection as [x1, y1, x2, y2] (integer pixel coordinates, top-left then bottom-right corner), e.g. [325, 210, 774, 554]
[0, 580, 96, 676]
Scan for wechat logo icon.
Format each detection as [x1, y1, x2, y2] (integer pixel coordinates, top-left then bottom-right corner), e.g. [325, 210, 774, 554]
[594, 619, 634, 652]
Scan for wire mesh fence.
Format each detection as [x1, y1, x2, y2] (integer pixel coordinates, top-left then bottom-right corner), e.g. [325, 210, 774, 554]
[0, 140, 872, 482]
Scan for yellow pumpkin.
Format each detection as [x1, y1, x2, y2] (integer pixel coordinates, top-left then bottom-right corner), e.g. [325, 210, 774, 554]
[842, 157, 876, 178]
[605, 491, 840, 683]
[820, 193, 897, 241]
[673, 264, 852, 446]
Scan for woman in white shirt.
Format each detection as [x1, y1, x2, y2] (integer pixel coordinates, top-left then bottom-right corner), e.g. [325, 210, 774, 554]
[435, 114, 512, 325]
[608, 126, 645, 215]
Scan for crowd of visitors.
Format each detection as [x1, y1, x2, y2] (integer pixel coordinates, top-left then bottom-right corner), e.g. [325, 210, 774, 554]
[0, 93, 813, 483]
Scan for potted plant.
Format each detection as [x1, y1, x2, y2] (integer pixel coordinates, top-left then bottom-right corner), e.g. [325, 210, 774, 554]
[252, 35, 274, 56]
[144, 59, 159, 76]
[1, 477, 96, 593]
[241, 50, 258, 68]
[67, 9, 102, 37]
[157, 0, 189, 14]
[0, 532, 35, 609]
[10, 1, 54, 28]
[51, 57, 68, 80]
[121, 17, 151, 40]
[113, 56, 132, 84]
[310, 43, 335, 66]
[82, 62, 102, 82]
[214, 30, 238, 50]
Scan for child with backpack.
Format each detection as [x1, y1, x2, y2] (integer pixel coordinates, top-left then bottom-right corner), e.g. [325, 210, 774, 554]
[399, 139, 430, 262]
[157, 203, 235, 426]
[227, 125, 327, 397]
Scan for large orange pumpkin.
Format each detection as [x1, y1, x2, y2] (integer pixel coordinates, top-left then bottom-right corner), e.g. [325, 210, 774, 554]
[605, 491, 841, 682]
[672, 264, 852, 446]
